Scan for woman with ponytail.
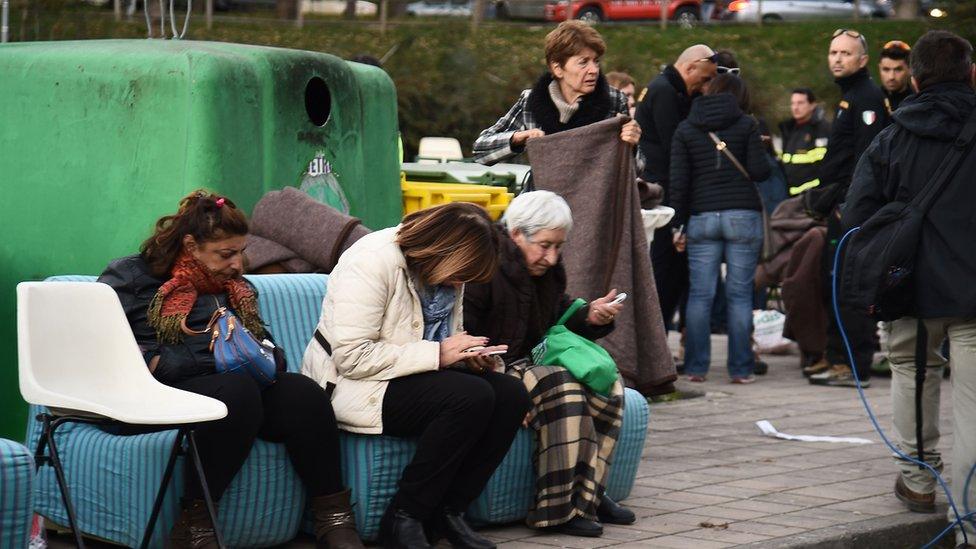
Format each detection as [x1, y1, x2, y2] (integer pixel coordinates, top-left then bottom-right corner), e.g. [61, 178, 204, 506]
[98, 190, 363, 549]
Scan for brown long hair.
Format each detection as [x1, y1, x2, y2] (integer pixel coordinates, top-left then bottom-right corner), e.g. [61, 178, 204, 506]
[397, 202, 499, 286]
[140, 190, 249, 278]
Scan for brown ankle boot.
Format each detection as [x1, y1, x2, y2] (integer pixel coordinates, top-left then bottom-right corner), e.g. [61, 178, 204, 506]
[311, 489, 365, 549]
[169, 498, 219, 549]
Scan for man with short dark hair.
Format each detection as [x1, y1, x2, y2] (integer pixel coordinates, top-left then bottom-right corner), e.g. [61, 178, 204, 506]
[634, 45, 717, 334]
[805, 29, 892, 387]
[843, 30, 976, 546]
[779, 88, 832, 196]
[879, 40, 914, 110]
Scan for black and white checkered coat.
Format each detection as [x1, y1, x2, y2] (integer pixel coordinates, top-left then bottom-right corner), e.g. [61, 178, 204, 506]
[473, 73, 629, 165]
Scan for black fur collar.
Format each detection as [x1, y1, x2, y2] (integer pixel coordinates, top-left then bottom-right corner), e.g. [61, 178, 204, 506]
[526, 72, 615, 135]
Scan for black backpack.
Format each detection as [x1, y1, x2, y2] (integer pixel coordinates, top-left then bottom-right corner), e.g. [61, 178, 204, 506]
[839, 109, 976, 321]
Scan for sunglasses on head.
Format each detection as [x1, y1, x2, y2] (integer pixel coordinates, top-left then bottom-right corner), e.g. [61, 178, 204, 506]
[833, 28, 868, 51]
[698, 53, 718, 64]
[717, 66, 740, 75]
[883, 40, 911, 52]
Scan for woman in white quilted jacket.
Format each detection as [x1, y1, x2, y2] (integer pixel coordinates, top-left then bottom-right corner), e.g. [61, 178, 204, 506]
[303, 202, 531, 549]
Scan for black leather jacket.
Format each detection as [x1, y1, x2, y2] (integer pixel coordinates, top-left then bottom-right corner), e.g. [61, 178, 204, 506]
[97, 255, 280, 386]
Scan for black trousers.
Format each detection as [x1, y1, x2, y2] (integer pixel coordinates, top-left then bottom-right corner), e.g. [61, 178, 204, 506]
[382, 369, 531, 519]
[111, 372, 343, 501]
[823, 212, 876, 380]
[652, 227, 689, 332]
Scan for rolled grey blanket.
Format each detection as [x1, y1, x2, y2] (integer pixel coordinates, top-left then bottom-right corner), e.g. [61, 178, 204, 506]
[248, 187, 370, 273]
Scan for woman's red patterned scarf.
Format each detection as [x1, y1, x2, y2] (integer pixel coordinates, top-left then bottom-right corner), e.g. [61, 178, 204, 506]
[148, 251, 266, 344]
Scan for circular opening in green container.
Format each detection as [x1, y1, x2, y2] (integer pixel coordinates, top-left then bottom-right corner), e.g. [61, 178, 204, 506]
[305, 77, 332, 127]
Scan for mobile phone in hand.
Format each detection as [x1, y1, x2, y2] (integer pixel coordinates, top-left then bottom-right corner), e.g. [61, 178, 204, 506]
[610, 292, 628, 305]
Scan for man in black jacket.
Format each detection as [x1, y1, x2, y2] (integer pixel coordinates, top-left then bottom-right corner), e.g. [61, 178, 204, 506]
[634, 44, 717, 333]
[879, 40, 914, 111]
[842, 30, 976, 543]
[807, 29, 892, 387]
[779, 88, 832, 196]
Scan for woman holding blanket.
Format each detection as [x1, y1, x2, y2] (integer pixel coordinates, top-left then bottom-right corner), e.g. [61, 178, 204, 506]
[99, 190, 362, 549]
[472, 20, 640, 165]
[302, 202, 531, 549]
[463, 191, 633, 538]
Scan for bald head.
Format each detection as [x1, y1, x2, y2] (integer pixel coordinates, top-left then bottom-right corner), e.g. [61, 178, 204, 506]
[829, 33, 869, 79]
[674, 44, 717, 94]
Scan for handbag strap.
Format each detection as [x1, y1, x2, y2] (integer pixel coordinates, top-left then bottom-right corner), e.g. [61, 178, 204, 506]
[912, 106, 976, 217]
[556, 298, 588, 327]
[708, 131, 752, 181]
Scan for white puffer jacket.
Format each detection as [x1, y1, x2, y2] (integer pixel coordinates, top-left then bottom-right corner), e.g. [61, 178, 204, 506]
[301, 227, 463, 433]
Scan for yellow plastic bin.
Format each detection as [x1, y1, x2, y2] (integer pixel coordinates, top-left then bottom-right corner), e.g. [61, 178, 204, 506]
[401, 175, 513, 220]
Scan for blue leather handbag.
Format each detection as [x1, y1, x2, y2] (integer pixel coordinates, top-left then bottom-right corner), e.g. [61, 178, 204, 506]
[204, 306, 278, 387]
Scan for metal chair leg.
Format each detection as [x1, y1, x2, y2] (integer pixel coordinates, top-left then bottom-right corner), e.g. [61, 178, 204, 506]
[46, 417, 86, 548]
[139, 429, 187, 549]
[186, 429, 226, 549]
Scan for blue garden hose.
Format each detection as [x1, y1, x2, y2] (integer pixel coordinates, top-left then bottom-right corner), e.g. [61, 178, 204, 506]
[833, 226, 976, 548]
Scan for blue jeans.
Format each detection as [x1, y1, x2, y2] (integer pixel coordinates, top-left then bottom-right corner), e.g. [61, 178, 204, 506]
[684, 210, 763, 379]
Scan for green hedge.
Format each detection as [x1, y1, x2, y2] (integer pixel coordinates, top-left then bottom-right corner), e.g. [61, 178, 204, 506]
[9, 6, 952, 159]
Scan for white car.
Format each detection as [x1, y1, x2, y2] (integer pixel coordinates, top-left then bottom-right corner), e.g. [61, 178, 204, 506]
[406, 0, 473, 16]
[723, 0, 891, 22]
[301, 0, 378, 15]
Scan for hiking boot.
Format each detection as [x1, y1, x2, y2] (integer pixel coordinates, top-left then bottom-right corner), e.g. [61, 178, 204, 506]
[310, 488, 365, 549]
[802, 358, 831, 377]
[809, 364, 870, 388]
[754, 360, 769, 376]
[169, 498, 219, 549]
[895, 475, 936, 513]
[800, 351, 823, 371]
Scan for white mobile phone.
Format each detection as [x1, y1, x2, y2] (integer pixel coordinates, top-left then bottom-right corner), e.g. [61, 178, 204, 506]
[463, 346, 485, 353]
[610, 292, 628, 305]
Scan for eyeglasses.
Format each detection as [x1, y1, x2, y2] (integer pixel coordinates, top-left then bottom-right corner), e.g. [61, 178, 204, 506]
[883, 40, 911, 52]
[832, 28, 868, 52]
[717, 66, 740, 75]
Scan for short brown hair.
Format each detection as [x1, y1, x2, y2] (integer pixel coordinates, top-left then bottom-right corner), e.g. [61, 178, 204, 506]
[911, 30, 973, 92]
[140, 190, 249, 278]
[606, 71, 635, 90]
[545, 21, 606, 69]
[397, 202, 499, 286]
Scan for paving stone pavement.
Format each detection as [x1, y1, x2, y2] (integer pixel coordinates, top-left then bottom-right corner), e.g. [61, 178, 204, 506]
[476, 335, 959, 548]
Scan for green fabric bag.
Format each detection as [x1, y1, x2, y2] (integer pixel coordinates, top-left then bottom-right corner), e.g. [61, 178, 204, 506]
[531, 298, 619, 396]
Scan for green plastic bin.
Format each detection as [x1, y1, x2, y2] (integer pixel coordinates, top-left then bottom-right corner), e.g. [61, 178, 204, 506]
[0, 39, 402, 439]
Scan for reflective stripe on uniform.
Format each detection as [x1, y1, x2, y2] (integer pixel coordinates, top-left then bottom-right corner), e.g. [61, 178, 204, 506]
[789, 179, 821, 196]
[781, 147, 827, 165]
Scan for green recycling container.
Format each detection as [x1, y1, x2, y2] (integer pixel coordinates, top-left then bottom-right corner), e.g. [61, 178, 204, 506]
[0, 39, 402, 440]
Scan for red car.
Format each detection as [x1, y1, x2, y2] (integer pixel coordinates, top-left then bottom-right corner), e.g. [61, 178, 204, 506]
[545, 0, 702, 22]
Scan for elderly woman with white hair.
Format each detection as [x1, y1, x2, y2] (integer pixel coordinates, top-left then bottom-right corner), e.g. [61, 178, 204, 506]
[463, 191, 632, 538]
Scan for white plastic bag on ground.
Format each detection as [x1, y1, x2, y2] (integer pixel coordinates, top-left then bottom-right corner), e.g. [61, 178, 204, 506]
[753, 309, 794, 354]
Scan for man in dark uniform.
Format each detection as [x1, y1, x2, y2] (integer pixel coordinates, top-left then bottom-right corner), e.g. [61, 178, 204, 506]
[779, 88, 832, 196]
[806, 28, 892, 387]
[879, 40, 914, 110]
[634, 44, 717, 335]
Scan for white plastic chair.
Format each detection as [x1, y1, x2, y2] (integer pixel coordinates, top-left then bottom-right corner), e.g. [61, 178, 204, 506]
[416, 137, 464, 164]
[17, 281, 228, 549]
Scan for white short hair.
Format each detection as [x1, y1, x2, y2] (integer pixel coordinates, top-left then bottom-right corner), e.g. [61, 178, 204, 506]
[501, 190, 573, 237]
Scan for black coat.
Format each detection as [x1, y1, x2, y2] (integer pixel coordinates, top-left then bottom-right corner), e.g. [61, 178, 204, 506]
[526, 72, 621, 135]
[843, 83, 976, 318]
[634, 65, 694, 189]
[98, 255, 281, 385]
[463, 227, 612, 364]
[669, 93, 771, 227]
[779, 110, 832, 192]
[809, 68, 891, 216]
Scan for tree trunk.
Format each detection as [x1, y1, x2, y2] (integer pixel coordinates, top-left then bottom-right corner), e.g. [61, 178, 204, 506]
[343, 0, 357, 19]
[379, 0, 388, 35]
[276, 0, 298, 19]
[894, 0, 918, 19]
[659, 0, 666, 29]
[852, 0, 860, 20]
[471, 0, 484, 29]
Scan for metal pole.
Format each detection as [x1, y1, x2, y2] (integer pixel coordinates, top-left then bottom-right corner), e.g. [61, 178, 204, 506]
[1, 0, 9, 44]
[206, 0, 213, 29]
[114, 0, 121, 21]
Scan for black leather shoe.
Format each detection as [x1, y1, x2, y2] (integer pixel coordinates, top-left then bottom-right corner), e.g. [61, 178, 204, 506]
[596, 495, 636, 525]
[430, 509, 496, 549]
[379, 507, 431, 549]
[546, 516, 603, 537]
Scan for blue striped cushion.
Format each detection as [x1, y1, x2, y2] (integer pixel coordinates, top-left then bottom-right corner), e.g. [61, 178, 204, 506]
[0, 438, 35, 549]
[245, 274, 328, 372]
[605, 388, 650, 501]
[466, 428, 536, 524]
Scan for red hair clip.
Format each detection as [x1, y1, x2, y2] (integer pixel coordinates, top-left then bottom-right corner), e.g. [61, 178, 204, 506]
[215, 198, 226, 208]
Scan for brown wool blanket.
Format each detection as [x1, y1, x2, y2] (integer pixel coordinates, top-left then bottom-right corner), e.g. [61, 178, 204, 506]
[755, 196, 825, 288]
[527, 117, 676, 395]
[246, 187, 370, 273]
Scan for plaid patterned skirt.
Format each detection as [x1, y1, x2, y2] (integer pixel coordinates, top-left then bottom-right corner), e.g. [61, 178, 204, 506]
[510, 361, 625, 527]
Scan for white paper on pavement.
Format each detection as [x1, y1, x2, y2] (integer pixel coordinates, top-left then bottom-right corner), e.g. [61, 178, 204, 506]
[755, 420, 874, 445]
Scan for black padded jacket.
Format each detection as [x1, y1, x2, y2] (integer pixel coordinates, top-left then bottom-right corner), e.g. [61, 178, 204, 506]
[669, 93, 771, 227]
